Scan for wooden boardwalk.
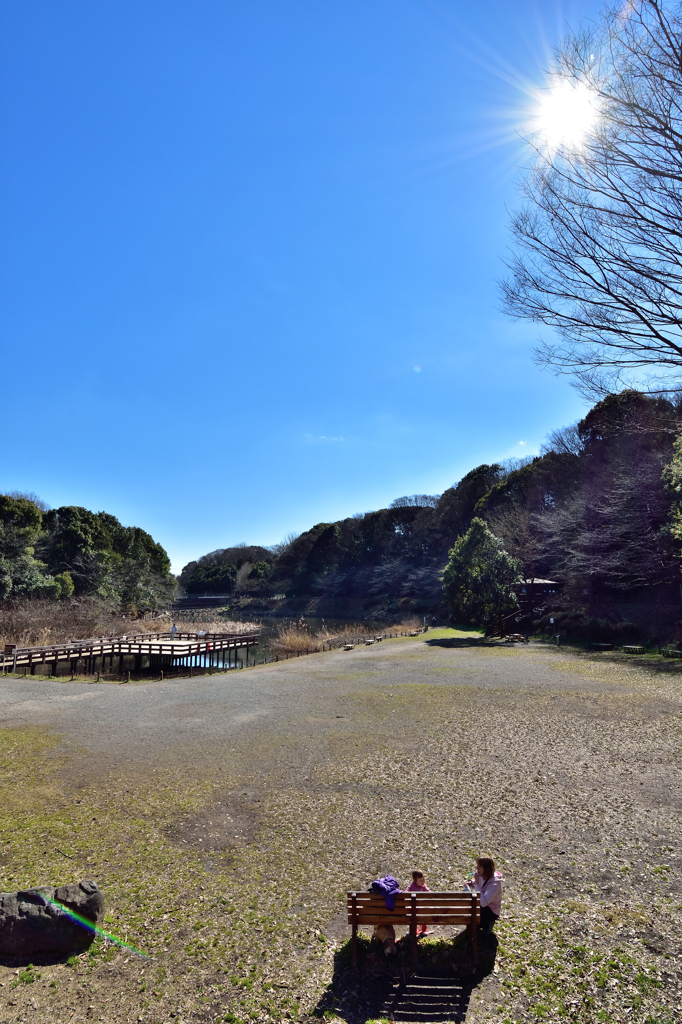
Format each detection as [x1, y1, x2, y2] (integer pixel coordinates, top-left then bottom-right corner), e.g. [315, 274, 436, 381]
[2, 630, 260, 675]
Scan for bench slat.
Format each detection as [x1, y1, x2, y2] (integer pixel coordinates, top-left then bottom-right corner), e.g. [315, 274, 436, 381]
[346, 897, 473, 905]
[347, 913, 477, 924]
[346, 909, 477, 917]
[346, 890, 480, 927]
[348, 903, 477, 911]
[347, 911, 477, 919]
[346, 897, 476, 908]
[348, 890, 471, 897]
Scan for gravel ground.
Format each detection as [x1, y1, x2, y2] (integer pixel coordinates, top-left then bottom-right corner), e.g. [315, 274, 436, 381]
[0, 630, 680, 1024]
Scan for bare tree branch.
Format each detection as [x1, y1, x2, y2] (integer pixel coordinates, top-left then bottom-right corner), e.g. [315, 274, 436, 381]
[502, 0, 682, 395]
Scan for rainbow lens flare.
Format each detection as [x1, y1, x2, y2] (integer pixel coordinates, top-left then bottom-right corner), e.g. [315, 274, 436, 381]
[44, 895, 148, 958]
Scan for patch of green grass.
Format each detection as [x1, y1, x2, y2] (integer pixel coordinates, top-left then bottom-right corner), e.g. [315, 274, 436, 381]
[12, 964, 41, 987]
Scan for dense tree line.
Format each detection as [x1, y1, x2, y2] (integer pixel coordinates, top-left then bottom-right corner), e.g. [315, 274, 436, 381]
[477, 393, 682, 637]
[179, 544, 274, 595]
[0, 497, 175, 610]
[183, 392, 682, 638]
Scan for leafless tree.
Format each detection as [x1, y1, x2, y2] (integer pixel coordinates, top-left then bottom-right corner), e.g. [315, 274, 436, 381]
[502, 0, 682, 397]
[268, 532, 300, 556]
[498, 456, 536, 476]
[2, 491, 50, 512]
[390, 494, 441, 508]
[485, 502, 544, 580]
[540, 423, 584, 457]
[535, 442, 677, 591]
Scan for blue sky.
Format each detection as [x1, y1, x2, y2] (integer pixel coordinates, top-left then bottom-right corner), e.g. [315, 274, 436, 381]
[1, 0, 601, 572]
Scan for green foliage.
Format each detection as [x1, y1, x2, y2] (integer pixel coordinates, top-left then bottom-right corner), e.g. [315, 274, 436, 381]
[178, 544, 273, 595]
[41, 506, 175, 608]
[0, 496, 43, 556]
[18, 964, 40, 984]
[438, 464, 504, 537]
[0, 496, 59, 599]
[441, 517, 520, 628]
[184, 563, 238, 594]
[54, 570, 75, 599]
[0, 495, 174, 608]
[663, 428, 682, 545]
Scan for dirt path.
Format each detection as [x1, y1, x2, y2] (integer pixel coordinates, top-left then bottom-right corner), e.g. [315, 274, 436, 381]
[0, 632, 680, 1024]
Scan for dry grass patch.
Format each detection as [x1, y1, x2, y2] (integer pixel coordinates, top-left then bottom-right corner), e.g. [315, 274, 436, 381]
[0, 598, 261, 649]
[0, 598, 171, 647]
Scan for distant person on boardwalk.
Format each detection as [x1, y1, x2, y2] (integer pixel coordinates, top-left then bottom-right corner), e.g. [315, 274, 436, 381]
[467, 856, 503, 932]
[170, 623, 178, 642]
[407, 870, 431, 937]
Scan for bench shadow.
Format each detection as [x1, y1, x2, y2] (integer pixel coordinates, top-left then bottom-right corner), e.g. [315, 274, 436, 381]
[314, 930, 498, 1023]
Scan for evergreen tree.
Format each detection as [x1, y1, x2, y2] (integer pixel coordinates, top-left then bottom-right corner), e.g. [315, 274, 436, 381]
[441, 518, 520, 631]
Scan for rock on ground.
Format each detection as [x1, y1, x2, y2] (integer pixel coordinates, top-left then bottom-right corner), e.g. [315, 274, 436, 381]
[0, 880, 104, 957]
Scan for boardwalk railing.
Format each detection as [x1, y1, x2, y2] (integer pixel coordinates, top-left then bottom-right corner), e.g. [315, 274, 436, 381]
[2, 631, 260, 672]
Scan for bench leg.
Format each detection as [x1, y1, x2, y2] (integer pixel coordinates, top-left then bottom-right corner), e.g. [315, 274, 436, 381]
[352, 921, 358, 966]
[410, 921, 418, 967]
[470, 895, 479, 966]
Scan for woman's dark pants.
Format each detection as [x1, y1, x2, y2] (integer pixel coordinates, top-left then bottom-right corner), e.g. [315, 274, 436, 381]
[480, 906, 499, 932]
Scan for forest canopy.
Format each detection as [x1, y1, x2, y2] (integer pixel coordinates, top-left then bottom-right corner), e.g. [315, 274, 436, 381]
[180, 391, 682, 640]
[0, 497, 175, 609]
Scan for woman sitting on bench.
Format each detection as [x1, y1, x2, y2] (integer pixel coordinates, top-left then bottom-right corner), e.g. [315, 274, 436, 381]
[469, 856, 503, 932]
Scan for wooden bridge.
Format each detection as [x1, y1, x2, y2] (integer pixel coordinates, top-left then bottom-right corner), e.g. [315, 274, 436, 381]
[2, 630, 260, 677]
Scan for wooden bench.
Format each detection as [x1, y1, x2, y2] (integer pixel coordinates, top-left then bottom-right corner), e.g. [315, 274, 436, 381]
[623, 645, 645, 654]
[343, 644, 355, 651]
[662, 648, 682, 658]
[506, 633, 529, 644]
[347, 890, 480, 966]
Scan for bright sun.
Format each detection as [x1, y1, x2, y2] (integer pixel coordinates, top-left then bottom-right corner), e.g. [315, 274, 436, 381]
[534, 78, 599, 151]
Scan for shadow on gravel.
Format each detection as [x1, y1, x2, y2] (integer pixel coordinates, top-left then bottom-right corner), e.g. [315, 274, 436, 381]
[314, 932, 498, 1023]
[424, 637, 493, 650]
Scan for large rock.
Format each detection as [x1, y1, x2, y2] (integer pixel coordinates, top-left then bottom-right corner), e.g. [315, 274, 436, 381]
[0, 880, 104, 958]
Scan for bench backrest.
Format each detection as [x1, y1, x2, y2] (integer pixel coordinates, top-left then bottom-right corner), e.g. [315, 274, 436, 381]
[347, 890, 479, 928]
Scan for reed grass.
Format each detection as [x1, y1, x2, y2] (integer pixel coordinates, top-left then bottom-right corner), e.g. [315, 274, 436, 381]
[266, 617, 426, 655]
[268, 620, 328, 654]
[0, 598, 172, 648]
[172, 610, 260, 634]
[0, 599, 261, 648]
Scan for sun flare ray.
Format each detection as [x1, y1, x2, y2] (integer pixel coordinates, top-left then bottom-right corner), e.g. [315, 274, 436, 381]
[531, 78, 600, 152]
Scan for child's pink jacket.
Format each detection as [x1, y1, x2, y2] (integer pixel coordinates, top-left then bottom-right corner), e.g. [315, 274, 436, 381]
[406, 881, 430, 891]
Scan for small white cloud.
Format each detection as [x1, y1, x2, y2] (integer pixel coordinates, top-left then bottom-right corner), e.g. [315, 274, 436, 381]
[413, 365, 422, 373]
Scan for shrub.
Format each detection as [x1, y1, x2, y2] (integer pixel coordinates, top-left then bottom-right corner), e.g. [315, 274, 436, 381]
[54, 571, 75, 599]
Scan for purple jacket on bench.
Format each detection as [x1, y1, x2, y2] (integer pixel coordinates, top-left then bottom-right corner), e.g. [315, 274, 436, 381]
[370, 875, 401, 911]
